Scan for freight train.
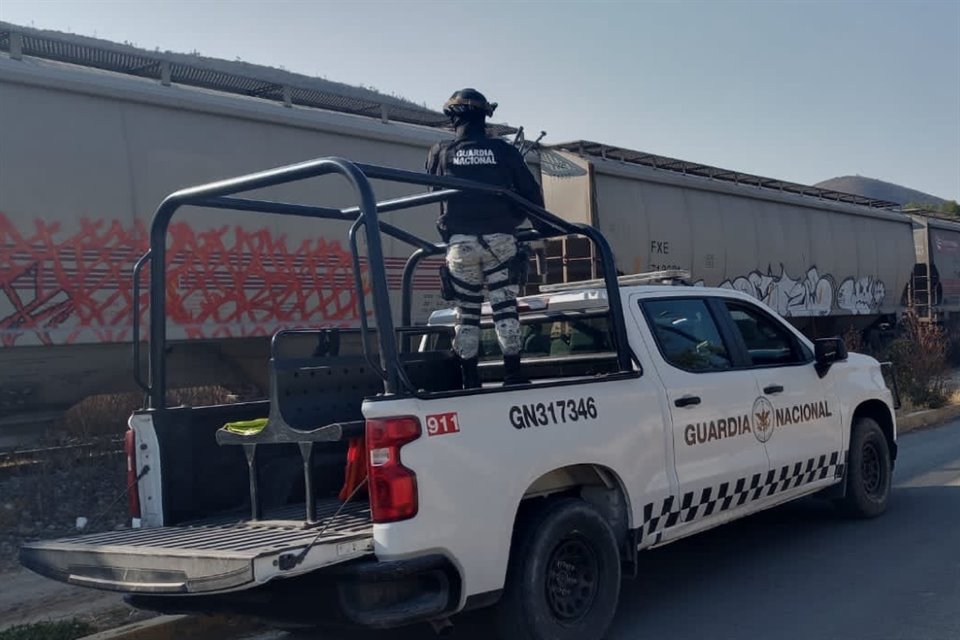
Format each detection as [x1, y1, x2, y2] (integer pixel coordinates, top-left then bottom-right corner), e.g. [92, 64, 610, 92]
[0, 23, 956, 432]
[536, 143, 960, 337]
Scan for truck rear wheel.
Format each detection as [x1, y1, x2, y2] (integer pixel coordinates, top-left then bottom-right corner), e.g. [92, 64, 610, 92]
[836, 416, 892, 518]
[494, 498, 621, 640]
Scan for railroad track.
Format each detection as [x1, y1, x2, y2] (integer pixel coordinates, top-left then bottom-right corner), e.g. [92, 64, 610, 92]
[0, 438, 123, 476]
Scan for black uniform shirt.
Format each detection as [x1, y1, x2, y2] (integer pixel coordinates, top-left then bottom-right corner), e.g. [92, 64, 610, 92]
[426, 131, 544, 238]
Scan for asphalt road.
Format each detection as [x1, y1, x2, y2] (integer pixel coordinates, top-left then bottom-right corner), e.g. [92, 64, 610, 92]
[246, 421, 960, 640]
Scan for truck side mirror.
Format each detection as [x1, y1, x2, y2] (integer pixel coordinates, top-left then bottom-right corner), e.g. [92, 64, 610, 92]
[814, 337, 848, 378]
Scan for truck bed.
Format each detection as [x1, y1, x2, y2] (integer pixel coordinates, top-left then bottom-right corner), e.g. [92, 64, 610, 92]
[20, 499, 372, 595]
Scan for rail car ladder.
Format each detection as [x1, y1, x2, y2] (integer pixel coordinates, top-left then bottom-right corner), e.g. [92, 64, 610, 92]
[910, 264, 934, 322]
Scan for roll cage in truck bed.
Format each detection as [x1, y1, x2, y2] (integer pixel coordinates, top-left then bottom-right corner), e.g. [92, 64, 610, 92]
[132, 157, 634, 407]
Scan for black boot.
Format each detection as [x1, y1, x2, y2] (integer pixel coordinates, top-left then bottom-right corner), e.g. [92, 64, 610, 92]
[503, 354, 530, 386]
[460, 357, 481, 390]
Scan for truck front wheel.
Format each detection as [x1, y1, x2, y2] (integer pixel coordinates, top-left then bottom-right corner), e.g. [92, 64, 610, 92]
[495, 498, 621, 640]
[836, 416, 892, 518]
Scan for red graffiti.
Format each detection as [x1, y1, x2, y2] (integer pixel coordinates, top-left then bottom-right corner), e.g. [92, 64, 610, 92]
[0, 213, 372, 346]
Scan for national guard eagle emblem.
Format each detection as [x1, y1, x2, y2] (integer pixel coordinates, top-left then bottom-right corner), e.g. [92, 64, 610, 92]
[752, 396, 776, 443]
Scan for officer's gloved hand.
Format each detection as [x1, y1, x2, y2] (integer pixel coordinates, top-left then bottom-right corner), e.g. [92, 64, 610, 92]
[531, 218, 555, 238]
[526, 239, 547, 275]
[531, 246, 548, 284]
[517, 219, 553, 241]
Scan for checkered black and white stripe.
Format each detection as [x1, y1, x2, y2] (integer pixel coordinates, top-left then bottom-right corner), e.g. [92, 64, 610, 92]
[640, 451, 845, 545]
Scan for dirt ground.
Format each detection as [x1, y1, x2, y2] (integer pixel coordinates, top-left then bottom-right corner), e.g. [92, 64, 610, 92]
[0, 448, 149, 631]
[0, 567, 150, 630]
[0, 449, 129, 573]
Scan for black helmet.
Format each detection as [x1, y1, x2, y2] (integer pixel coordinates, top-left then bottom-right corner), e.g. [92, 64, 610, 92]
[442, 88, 497, 119]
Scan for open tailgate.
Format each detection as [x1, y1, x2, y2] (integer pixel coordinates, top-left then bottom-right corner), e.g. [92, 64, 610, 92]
[19, 502, 372, 595]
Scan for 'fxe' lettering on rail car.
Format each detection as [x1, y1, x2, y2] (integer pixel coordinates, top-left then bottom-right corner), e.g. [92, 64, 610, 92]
[510, 397, 598, 429]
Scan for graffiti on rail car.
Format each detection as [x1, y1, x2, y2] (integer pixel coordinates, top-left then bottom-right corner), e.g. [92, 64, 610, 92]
[0, 212, 381, 346]
[696, 264, 886, 317]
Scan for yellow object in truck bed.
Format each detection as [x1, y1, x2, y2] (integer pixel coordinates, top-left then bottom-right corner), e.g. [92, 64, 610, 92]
[222, 417, 268, 436]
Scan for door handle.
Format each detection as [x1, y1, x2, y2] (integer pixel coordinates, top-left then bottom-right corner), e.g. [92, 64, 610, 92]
[763, 384, 784, 395]
[674, 395, 701, 408]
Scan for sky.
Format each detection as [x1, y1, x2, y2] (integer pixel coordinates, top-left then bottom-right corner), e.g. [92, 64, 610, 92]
[2, 0, 959, 201]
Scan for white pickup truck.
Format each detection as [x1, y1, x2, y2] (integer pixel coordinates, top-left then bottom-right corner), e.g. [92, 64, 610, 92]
[21, 159, 898, 640]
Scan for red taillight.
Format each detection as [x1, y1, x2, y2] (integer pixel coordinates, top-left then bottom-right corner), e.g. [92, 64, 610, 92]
[366, 416, 421, 523]
[124, 430, 141, 519]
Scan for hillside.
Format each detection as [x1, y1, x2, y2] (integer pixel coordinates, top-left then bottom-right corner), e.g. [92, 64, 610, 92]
[814, 175, 946, 207]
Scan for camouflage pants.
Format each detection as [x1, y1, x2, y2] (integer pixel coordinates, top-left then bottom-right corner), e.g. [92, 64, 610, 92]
[445, 233, 521, 359]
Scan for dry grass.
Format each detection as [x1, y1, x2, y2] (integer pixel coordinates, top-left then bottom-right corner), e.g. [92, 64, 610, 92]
[895, 396, 920, 417]
[60, 394, 143, 441]
[60, 386, 238, 441]
[168, 385, 235, 407]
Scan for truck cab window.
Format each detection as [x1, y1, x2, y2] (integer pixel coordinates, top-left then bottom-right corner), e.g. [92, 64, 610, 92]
[642, 299, 732, 372]
[725, 302, 807, 366]
[479, 316, 613, 360]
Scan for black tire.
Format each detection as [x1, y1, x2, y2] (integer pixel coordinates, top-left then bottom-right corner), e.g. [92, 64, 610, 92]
[836, 417, 892, 518]
[494, 498, 621, 640]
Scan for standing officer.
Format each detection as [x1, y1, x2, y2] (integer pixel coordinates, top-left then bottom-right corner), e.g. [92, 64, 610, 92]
[426, 88, 544, 388]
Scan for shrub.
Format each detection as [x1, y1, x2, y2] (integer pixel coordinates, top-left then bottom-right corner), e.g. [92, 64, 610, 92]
[61, 393, 143, 441]
[885, 310, 951, 409]
[945, 324, 960, 368]
[842, 325, 864, 354]
[61, 386, 237, 440]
